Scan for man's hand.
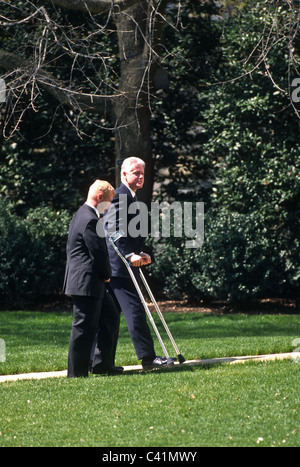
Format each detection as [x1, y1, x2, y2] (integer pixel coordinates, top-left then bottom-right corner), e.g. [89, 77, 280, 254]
[140, 253, 151, 265]
[130, 253, 151, 267]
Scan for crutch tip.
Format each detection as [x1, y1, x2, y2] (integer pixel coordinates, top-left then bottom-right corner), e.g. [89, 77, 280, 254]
[178, 354, 186, 364]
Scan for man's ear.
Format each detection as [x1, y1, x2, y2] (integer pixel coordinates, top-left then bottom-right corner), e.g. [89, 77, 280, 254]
[97, 191, 103, 203]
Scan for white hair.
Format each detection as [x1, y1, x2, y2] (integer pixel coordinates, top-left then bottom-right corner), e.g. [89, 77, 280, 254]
[121, 157, 145, 182]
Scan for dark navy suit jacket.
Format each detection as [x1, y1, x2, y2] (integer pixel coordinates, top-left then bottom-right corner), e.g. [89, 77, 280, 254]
[105, 183, 144, 278]
[63, 203, 111, 297]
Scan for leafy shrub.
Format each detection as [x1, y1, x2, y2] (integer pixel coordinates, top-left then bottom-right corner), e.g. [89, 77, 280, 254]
[0, 198, 71, 307]
[148, 208, 300, 305]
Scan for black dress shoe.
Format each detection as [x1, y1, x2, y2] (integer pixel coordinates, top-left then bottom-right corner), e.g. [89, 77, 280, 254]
[142, 356, 168, 369]
[92, 366, 124, 375]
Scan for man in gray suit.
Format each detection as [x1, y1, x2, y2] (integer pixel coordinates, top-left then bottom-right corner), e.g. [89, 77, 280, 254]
[63, 180, 121, 378]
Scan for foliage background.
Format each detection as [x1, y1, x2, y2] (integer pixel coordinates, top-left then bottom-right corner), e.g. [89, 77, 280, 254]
[0, 0, 299, 307]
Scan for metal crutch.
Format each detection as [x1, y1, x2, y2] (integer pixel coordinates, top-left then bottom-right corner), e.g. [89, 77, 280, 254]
[108, 231, 175, 366]
[138, 268, 186, 364]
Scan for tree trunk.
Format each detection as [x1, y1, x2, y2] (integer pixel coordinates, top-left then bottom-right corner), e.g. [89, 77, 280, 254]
[113, 1, 154, 206]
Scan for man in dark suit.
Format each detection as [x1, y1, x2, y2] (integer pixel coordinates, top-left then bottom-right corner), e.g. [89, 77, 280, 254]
[105, 157, 167, 369]
[63, 180, 121, 378]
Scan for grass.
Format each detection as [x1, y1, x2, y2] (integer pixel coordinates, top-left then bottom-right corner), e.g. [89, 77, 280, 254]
[0, 310, 299, 447]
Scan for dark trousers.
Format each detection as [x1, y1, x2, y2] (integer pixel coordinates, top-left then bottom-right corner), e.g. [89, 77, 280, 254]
[110, 276, 155, 360]
[92, 291, 120, 371]
[68, 286, 120, 378]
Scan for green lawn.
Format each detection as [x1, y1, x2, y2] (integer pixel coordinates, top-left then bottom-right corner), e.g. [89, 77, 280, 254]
[0, 310, 299, 447]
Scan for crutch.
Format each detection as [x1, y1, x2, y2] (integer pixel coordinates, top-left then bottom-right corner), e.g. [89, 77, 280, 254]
[108, 231, 175, 366]
[138, 268, 185, 364]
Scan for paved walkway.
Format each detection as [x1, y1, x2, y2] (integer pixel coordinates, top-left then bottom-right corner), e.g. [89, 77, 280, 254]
[0, 352, 298, 383]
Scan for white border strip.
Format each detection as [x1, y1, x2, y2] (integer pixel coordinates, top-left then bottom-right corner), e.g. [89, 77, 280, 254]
[0, 352, 298, 382]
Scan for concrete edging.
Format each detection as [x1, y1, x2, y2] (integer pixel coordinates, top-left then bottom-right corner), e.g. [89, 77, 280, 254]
[0, 352, 298, 383]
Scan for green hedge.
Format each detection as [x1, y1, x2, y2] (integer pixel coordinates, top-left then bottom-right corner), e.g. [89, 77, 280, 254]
[0, 195, 299, 308]
[0, 198, 71, 307]
[148, 208, 300, 305]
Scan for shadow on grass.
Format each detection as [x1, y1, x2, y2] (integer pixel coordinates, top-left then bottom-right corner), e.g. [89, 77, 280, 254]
[90, 363, 201, 378]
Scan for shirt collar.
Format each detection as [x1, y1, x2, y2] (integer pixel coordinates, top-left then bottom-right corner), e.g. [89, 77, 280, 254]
[123, 182, 137, 199]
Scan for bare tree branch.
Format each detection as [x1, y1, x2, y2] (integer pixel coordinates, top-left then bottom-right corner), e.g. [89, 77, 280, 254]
[0, 49, 117, 115]
[43, 0, 140, 14]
